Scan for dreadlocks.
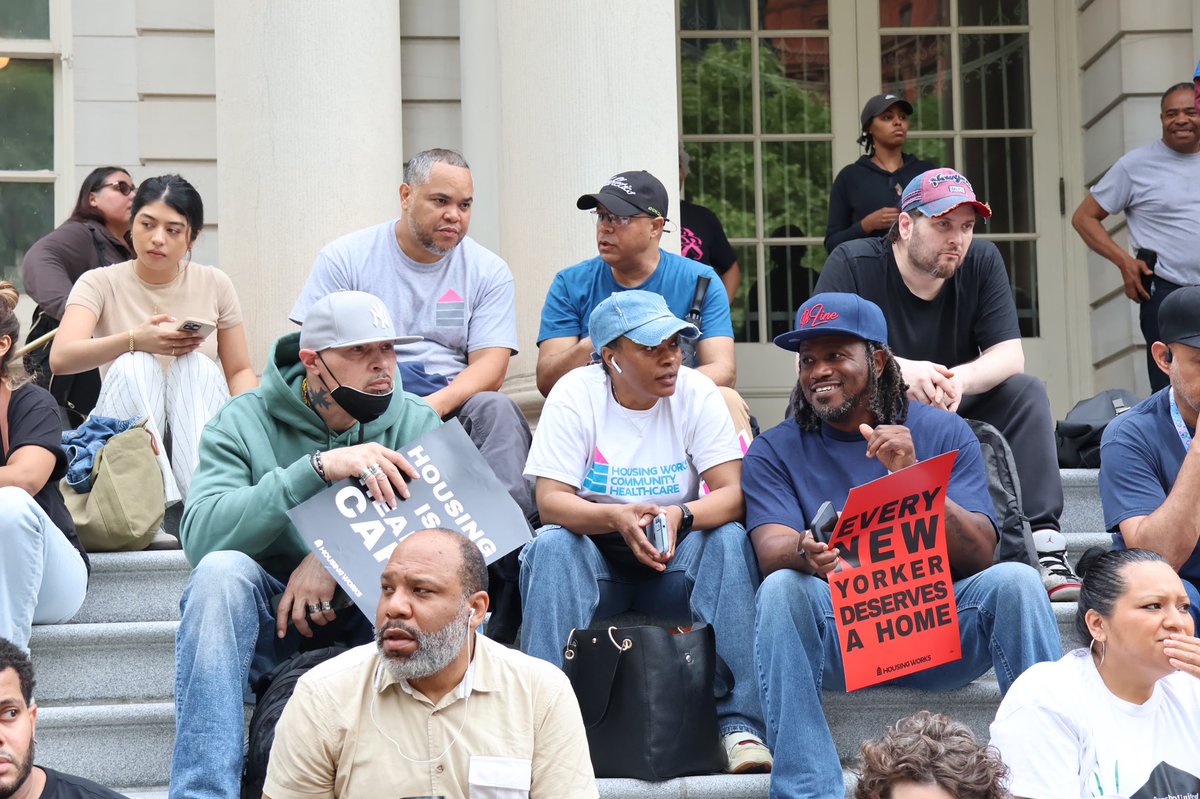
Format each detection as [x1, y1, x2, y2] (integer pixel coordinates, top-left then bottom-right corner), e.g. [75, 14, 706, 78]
[787, 340, 909, 432]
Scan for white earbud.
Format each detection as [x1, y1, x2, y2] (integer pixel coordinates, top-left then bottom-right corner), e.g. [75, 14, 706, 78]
[612, 359, 623, 374]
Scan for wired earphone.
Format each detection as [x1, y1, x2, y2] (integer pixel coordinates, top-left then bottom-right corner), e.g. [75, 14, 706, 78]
[368, 613, 477, 764]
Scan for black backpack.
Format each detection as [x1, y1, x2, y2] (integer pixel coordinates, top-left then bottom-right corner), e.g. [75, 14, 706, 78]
[966, 419, 1038, 568]
[241, 645, 348, 799]
[1055, 389, 1141, 468]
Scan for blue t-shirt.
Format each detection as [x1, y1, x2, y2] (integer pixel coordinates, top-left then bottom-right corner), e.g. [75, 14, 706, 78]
[537, 250, 733, 344]
[742, 401, 997, 580]
[1099, 387, 1200, 581]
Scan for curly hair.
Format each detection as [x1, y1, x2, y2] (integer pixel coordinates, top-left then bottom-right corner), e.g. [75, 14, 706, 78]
[855, 711, 1010, 799]
[788, 340, 908, 432]
[0, 637, 36, 706]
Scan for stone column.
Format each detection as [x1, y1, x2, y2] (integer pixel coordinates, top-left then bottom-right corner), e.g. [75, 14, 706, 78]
[213, 2, 403, 368]
[460, 0, 680, 417]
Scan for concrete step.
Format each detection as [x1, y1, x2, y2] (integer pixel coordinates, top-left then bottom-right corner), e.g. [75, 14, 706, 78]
[1066, 531, 1110, 563]
[36, 702, 175, 789]
[827, 674, 1000, 760]
[30, 621, 177, 703]
[1060, 469, 1102, 536]
[73, 551, 190, 624]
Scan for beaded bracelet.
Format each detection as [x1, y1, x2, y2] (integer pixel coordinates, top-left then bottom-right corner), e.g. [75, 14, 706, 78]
[310, 451, 331, 485]
[128, 329, 135, 354]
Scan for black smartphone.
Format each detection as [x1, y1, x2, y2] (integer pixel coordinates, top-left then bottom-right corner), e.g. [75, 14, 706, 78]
[808, 501, 839, 546]
[1136, 248, 1158, 297]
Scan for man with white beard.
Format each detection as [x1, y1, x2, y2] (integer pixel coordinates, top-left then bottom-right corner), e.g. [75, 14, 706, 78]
[262, 529, 597, 799]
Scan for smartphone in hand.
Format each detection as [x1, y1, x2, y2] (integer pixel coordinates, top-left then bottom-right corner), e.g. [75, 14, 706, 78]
[176, 317, 216, 339]
[644, 512, 670, 555]
[808, 501, 839, 546]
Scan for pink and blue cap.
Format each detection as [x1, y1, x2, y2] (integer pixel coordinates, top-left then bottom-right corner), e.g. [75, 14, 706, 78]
[900, 168, 993, 220]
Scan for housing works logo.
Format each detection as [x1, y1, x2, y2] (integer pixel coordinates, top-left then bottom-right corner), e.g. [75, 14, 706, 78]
[583, 448, 611, 493]
[875, 653, 932, 677]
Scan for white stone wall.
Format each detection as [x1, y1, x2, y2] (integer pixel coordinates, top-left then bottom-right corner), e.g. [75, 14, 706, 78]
[1077, 0, 1196, 396]
[72, 0, 220, 266]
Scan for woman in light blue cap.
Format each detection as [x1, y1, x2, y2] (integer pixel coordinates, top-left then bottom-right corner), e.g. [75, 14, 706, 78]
[518, 289, 773, 774]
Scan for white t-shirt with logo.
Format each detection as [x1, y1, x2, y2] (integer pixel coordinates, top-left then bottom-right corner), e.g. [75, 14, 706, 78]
[524, 364, 741, 510]
[989, 648, 1200, 798]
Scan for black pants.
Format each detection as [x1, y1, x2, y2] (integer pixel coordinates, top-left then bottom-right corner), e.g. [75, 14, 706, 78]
[958, 374, 1063, 533]
[1139, 275, 1184, 393]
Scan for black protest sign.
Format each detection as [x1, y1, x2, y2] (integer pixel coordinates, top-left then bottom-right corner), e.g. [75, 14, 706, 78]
[287, 419, 531, 621]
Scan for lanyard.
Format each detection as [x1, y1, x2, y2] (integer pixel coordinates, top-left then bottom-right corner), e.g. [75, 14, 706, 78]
[1169, 390, 1193, 452]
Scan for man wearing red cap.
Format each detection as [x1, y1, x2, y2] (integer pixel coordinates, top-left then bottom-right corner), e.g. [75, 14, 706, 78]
[816, 167, 1077, 601]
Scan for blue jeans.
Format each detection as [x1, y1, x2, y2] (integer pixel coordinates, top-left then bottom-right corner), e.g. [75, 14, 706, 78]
[519, 523, 765, 738]
[0, 486, 87, 651]
[754, 562, 1060, 799]
[169, 551, 370, 799]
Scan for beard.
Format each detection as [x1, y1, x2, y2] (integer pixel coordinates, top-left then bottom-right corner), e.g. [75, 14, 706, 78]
[906, 228, 960, 280]
[407, 214, 453, 257]
[0, 742, 35, 799]
[376, 602, 471, 683]
[804, 389, 863, 425]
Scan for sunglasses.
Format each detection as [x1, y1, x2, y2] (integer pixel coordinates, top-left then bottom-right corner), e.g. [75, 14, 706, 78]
[590, 209, 648, 228]
[97, 180, 137, 196]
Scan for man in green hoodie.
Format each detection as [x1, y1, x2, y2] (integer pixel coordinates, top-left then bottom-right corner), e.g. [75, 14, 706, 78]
[168, 290, 440, 799]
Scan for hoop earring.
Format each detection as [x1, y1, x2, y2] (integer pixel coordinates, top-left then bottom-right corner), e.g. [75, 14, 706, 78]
[1089, 637, 1105, 668]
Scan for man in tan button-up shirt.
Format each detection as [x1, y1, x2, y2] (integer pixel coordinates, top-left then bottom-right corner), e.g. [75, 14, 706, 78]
[263, 529, 597, 799]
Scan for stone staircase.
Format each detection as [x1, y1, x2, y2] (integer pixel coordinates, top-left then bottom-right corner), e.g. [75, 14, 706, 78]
[30, 470, 1108, 798]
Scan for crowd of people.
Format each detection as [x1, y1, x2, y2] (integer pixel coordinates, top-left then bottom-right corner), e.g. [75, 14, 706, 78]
[6, 73, 1200, 799]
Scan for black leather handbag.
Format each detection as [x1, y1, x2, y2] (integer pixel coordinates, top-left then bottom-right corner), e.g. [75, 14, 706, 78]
[562, 623, 728, 781]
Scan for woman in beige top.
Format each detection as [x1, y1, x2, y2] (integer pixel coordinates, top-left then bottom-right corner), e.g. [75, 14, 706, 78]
[51, 174, 256, 503]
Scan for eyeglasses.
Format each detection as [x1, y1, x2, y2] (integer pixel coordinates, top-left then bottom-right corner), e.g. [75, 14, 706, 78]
[97, 181, 137, 196]
[591, 209, 648, 227]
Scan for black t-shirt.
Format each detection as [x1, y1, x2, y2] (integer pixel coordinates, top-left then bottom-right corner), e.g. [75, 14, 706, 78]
[39, 766, 129, 798]
[814, 237, 1020, 366]
[3, 384, 87, 573]
[680, 200, 737, 276]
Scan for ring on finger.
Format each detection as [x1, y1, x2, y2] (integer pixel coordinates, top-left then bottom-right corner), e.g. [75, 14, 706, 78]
[320, 601, 333, 612]
[358, 468, 374, 484]
[306, 603, 320, 615]
[367, 463, 383, 477]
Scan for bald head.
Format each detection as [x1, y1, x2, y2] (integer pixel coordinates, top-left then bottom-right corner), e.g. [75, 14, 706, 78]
[388, 528, 488, 599]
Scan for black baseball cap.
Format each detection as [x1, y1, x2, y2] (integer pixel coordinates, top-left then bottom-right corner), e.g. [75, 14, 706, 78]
[1158, 286, 1200, 348]
[860, 93, 914, 131]
[577, 170, 669, 219]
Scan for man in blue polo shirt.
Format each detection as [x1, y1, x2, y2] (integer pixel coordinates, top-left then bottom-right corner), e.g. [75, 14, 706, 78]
[1099, 286, 1200, 629]
[535, 170, 750, 437]
[742, 293, 1059, 798]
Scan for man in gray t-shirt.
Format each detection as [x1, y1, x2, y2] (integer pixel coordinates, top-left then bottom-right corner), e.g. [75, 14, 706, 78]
[1072, 82, 1200, 390]
[291, 148, 533, 640]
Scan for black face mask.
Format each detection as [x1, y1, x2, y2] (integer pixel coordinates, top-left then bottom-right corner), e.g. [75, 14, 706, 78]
[317, 353, 393, 425]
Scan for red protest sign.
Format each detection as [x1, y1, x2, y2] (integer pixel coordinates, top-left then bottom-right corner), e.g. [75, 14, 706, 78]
[827, 451, 960, 692]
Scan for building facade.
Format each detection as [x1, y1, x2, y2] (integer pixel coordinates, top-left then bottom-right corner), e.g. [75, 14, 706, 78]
[1, 0, 1196, 427]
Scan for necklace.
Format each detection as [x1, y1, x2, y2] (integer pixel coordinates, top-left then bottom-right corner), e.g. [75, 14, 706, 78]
[610, 382, 654, 438]
[302, 377, 311, 408]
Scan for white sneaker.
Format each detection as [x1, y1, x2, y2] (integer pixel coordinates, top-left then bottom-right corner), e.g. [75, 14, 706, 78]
[723, 732, 772, 774]
[1033, 529, 1081, 602]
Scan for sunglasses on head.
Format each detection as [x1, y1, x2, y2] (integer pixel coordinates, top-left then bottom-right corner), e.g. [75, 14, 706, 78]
[97, 180, 136, 196]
